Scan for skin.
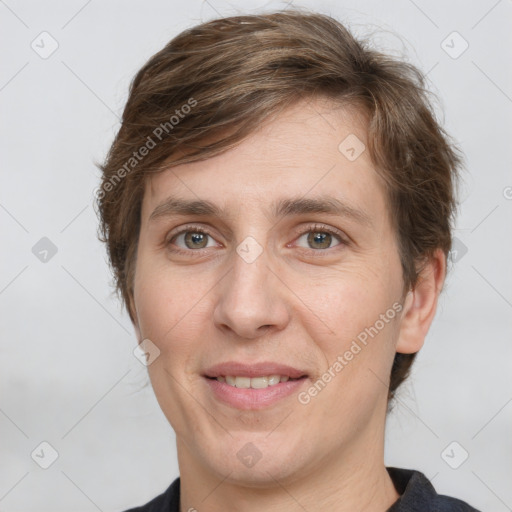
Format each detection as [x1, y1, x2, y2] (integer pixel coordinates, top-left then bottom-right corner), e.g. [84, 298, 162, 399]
[130, 96, 446, 511]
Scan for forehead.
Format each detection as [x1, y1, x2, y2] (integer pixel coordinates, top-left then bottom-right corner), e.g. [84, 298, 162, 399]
[141, 97, 388, 227]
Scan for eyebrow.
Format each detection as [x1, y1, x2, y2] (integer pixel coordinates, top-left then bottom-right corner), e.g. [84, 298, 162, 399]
[148, 195, 373, 228]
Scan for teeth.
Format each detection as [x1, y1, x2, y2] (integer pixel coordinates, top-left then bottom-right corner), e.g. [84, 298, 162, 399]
[268, 375, 281, 386]
[225, 376, 236, 386]
[217, 375, 295, 388]
[251, 376, 268, 389]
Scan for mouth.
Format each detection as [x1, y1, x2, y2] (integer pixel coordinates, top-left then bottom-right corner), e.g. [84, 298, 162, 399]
[202, 361, 309, 410]
[205, 374, 307, 389]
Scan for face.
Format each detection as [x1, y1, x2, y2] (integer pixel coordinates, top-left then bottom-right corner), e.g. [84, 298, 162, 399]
[132, 96, 410, 487]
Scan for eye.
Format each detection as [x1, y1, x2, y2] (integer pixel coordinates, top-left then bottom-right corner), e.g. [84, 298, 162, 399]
[167, 226, 218, 253]
[294, 224, 346, 251]
[165, 223, 347, 256]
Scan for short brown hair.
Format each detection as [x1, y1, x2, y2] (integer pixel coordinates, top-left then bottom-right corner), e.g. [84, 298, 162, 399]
[95, 9, 462, 402]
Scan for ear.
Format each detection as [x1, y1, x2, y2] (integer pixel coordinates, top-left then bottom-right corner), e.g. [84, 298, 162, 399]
[396, 248, 447, 354]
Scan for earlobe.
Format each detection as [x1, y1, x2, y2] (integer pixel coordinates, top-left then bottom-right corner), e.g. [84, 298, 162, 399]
[396, 249, 447, 354]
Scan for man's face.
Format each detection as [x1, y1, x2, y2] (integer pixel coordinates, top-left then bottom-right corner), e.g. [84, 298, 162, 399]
[132, 97, 408, 486]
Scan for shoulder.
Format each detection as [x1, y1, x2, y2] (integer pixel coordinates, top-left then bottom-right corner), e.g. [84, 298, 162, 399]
[387, 467, 481, 511]
[120, 477, 180, 512]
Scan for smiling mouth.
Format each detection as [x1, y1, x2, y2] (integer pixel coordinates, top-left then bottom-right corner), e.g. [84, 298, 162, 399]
[205, 375, 307, 389]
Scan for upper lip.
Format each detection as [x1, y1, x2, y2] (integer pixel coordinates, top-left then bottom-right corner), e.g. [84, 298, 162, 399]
[203, 361, 308, 379]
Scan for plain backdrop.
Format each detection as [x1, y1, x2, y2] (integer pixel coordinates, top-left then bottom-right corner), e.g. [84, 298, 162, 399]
[1, 0, 511, 510]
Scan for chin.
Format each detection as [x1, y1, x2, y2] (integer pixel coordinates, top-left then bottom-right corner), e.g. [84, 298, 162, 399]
[200, 432, 312, 487]
[216, 460, 302, 489]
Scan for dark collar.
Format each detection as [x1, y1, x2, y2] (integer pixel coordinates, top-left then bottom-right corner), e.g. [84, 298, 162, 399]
[386, 467, 480, 511]
[124, 467, 480, 511]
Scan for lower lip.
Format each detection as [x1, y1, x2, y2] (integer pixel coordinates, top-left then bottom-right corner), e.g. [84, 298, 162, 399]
[204, 377, 308, 410]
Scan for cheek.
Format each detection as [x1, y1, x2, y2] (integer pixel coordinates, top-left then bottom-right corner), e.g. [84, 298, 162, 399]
[306, 279, 400, 405]
[134, 269, 207, 427]
[299, 268, 402, 397]
[134, 261, 186, 346]
[135, 278, 172, 336]
[302, 264, 399, 339]
[133, 260, 216, 373]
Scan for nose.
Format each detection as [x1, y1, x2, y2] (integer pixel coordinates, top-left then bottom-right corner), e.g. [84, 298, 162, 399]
[212, 244, 290, 340]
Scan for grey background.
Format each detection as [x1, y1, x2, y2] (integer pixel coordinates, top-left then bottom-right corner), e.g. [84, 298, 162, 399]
[1, 0, 511, 510]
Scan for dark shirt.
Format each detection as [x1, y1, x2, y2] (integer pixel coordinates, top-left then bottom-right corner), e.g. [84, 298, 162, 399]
[386, 467, 480, 511]
[122, 467, 480, 511]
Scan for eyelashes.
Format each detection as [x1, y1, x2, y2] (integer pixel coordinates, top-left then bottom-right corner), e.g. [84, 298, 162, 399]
[167, 226, 216, 254]
[165, 223, 349, 257]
